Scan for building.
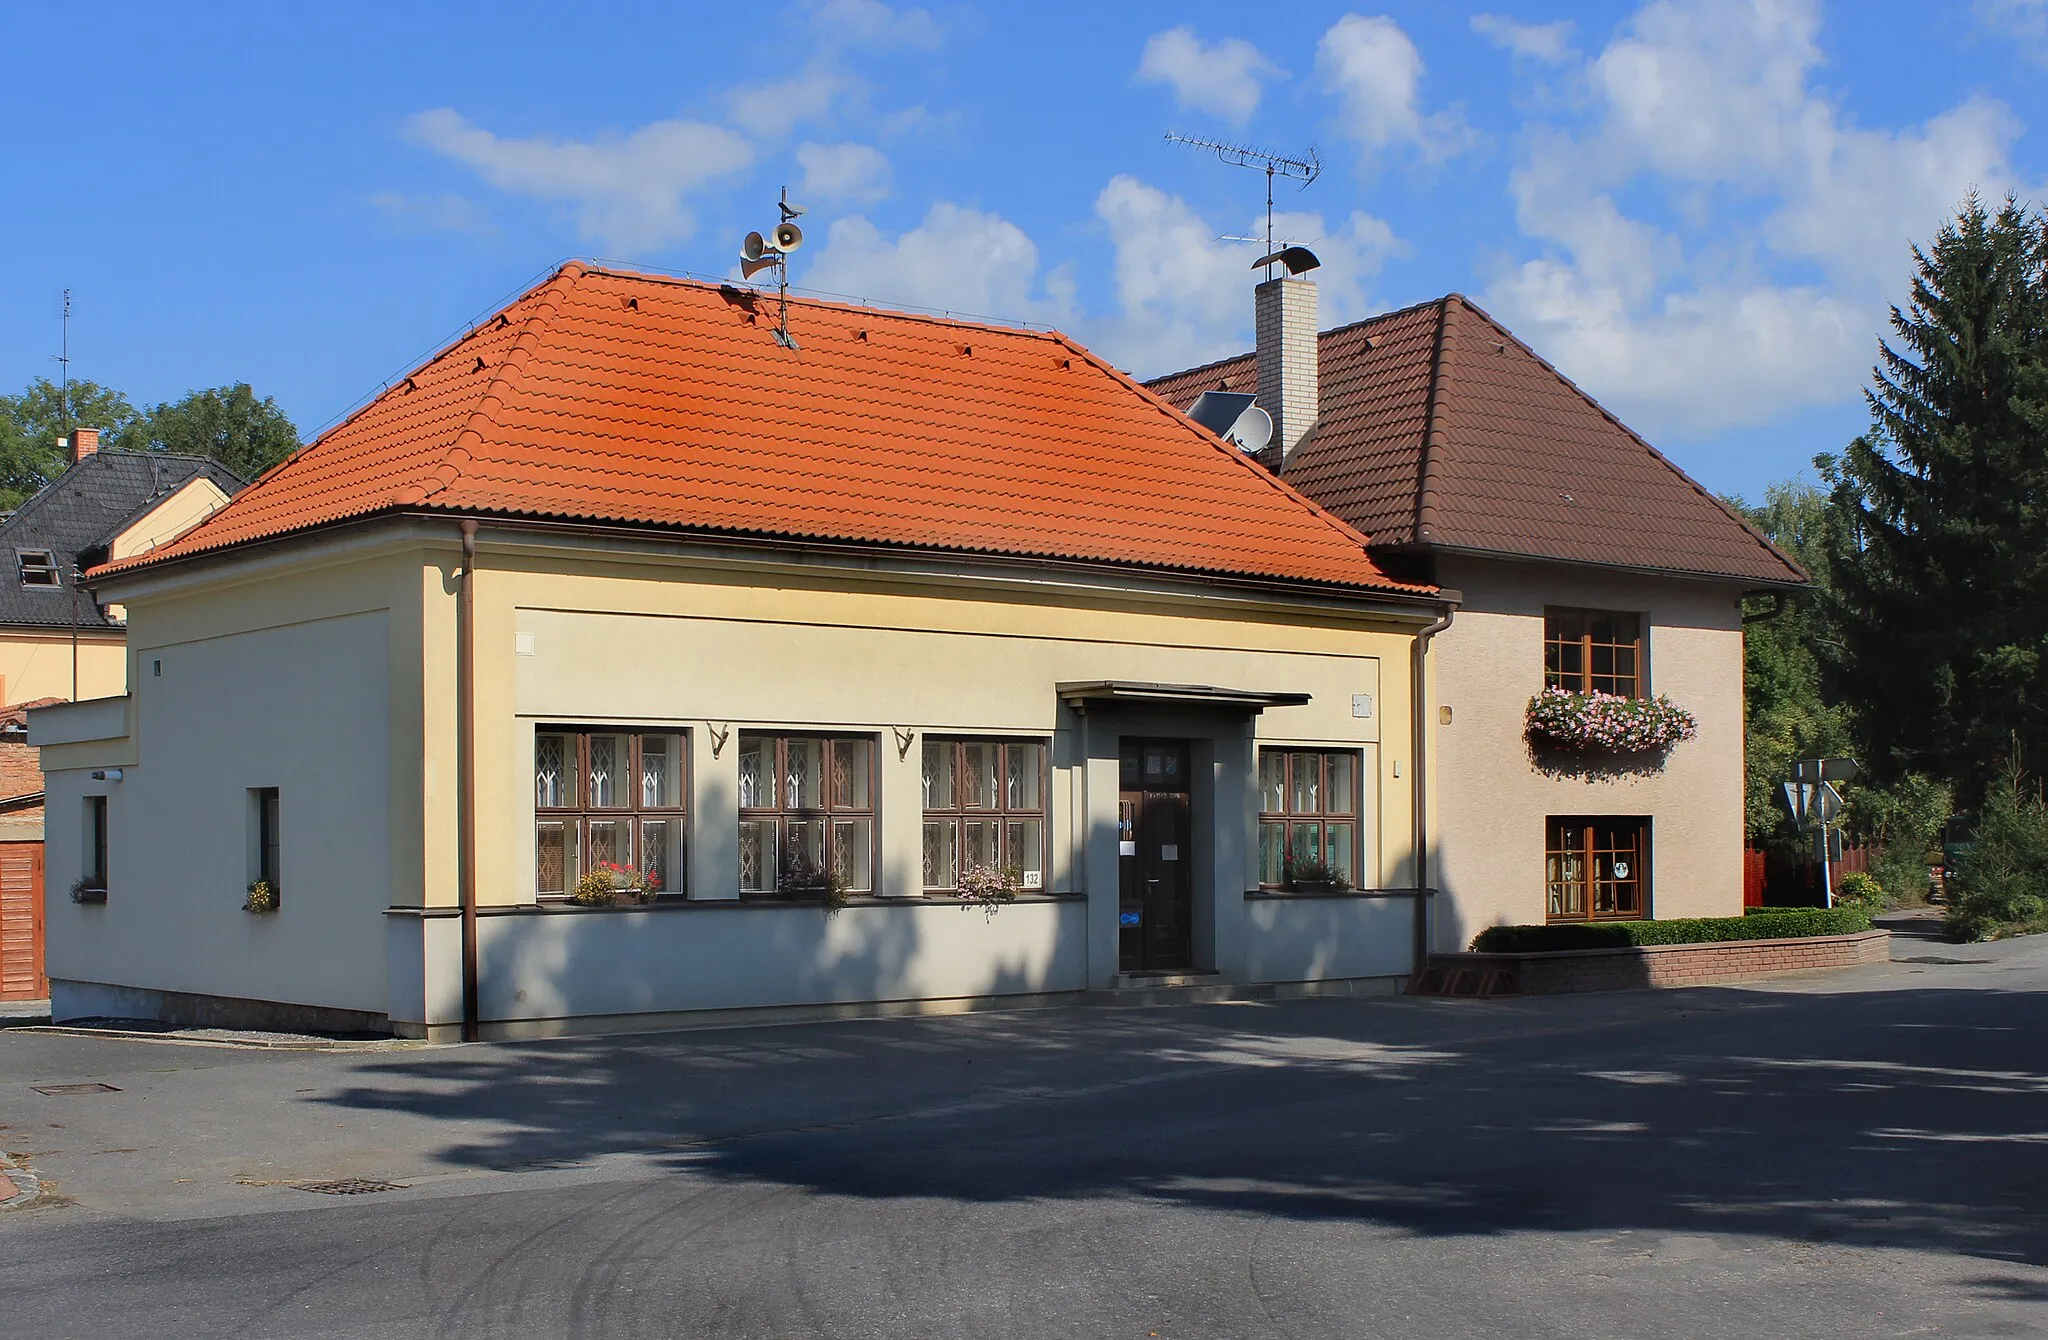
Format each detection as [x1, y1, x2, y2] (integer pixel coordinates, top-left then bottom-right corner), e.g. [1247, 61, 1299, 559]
[1149, 275, 1806, 951]
[0, 436, 243, 1002]
[34, 262, 1454, 1039]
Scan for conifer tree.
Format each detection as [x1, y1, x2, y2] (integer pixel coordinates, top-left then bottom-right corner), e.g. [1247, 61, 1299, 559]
[1821, 196, 2048, 800]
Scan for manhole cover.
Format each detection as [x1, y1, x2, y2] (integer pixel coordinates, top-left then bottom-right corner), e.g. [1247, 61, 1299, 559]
[292, 1178, 408, 1196]
[31, 1082, 120, 1095]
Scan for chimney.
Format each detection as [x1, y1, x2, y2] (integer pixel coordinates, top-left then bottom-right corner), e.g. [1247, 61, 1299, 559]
[67, 427, 100, 464]
[1254, 276, 1318, 464]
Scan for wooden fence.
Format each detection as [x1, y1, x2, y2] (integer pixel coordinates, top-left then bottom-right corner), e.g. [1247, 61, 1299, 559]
[1743, 843, 1871, 908]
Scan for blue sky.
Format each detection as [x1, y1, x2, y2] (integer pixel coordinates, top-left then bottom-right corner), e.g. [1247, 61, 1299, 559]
[3, 0, 2044, 501]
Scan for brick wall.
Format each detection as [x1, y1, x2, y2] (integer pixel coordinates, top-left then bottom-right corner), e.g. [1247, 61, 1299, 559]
[1433, 930, 1890, 995]
[0, 737, 42, 802]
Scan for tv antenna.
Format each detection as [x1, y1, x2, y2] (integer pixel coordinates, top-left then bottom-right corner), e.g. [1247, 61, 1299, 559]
[51, 289, 72, 433]
[1165, 133, 1321, 278]
[738, 187, 806, 350]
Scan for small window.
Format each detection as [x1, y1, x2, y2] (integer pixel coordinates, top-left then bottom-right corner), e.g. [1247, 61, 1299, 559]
[1546, 817, 1648, 921]
[17, 549, 60, 588]
[535, 729, 688, 898]
[922, 738, 1049, 893]
[83, 795, 108, 891]
[737, 734, 874, 896]
[1544, 608, 1643, 697]
[1258, 750, 1362, 887]
[252, 788, 282, 906]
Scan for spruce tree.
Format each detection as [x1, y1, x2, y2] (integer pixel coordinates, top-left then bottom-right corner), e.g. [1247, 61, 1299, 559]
[1821, 196, 2048, 801]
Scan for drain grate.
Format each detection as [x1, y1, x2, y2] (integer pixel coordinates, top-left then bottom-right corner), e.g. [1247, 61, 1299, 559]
[31, 1082, 120, 1096]
[292, 1178, 408, 1196]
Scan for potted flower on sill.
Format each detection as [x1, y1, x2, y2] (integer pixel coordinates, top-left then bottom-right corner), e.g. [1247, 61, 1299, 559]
[573, 861, 647, 907]
[777, 852, 850, 913]
[1283, 856, 1352, 893]
[243, 878, 279, 914]
[956, 862, 1021, 919]
[70, 876, 107, 906]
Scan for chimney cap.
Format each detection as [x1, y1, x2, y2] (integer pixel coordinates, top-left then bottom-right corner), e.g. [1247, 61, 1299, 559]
[1252, 245, 1321, 276]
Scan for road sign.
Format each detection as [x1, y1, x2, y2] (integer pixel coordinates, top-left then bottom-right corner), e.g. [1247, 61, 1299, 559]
[1792, 758, 1860, 784]
[1815, 781, 1844, 825]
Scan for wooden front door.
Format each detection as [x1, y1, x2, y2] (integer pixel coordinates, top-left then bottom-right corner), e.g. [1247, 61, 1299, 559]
[1118, 740, 1193, 972]
[0, 841, 46, 1001]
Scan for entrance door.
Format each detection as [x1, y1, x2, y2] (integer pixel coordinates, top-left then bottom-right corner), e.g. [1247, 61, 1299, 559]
[1118, 740, 1193, 972]
[0, 841, 45, 1001]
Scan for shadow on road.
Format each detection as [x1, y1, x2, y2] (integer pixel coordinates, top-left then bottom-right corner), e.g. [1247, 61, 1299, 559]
[316, 975, 2048, 1268]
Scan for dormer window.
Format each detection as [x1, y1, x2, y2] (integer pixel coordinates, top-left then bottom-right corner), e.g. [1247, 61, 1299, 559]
[16, 549, 60, 588]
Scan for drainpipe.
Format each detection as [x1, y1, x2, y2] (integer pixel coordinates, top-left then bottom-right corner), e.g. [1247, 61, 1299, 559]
[1410, 593, 1459, 968]
[458, 521, 480, 1043]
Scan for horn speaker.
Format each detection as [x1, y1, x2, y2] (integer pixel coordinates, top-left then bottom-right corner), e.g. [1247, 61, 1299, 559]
[773, 221, 804, 253]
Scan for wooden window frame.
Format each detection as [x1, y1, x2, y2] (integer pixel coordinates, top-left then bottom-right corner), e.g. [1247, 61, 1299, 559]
[736, 733, 876, 897]
[921, 738, 1050, 894]
[1543, 607, 1645, 698]
[1545, 816, 1649, 921]
[534, 728, 689, 900]
[1256, 749, 1364, 888]
[16, 549, 60, 589]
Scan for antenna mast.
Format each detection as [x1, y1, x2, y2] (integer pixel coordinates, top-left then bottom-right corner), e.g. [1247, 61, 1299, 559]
[1165, 133, 1320, 279]
[54, 289, 72, 435]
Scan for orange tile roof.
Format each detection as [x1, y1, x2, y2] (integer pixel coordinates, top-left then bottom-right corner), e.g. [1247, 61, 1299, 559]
[94, 264, 1425, 597]
[1147, 295, 1805, 587]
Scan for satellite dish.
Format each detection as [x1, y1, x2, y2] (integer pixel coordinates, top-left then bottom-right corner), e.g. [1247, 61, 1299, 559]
[773, 221, 804, 253]
[741, 230, 769, 262]
[1226, 404, 1272, 453]
[1251, 245, 1321, 276]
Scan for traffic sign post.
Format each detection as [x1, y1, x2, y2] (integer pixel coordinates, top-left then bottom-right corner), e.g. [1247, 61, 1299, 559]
[1786, 760, 1857, 907]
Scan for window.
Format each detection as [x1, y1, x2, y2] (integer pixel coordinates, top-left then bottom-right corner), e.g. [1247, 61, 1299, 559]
[1257, 750, 1361, 887]
[17, 549, 60, 588]
[1544, 608, 1643, 697]
[252, 787, 281, 906]
[922, 739, 1048, 893]
[1546, 817, 1648, 920]
[82, 795, 108, 891]
[535, 730, 687, 898]
[737, 734, 874, 895]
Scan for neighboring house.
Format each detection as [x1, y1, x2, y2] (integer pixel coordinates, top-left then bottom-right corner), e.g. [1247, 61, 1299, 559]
[1149, 275, 1806, 951]
[0, 436, 243, 1002]
[34, 261, 1453, 1039]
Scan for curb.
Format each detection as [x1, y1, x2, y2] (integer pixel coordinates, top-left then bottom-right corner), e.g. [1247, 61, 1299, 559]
[11, 1026, 415, 1052]
[0, 1153, 41, 1210]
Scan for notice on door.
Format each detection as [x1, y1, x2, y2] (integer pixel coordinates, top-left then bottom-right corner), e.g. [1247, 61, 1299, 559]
[1161, 844, 1178, 861]
[1119, 841, 1137, 856]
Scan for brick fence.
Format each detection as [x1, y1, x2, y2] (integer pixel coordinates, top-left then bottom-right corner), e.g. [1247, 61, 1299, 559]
[1427, 929, 1891, 995]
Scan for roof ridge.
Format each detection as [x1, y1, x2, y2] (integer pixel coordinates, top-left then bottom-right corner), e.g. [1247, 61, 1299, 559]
[1413, 297, 1454, 547]
[1445, 295, 1806, 582]
[399, 263, 585, 509]
[1068, 332, 1417, 578]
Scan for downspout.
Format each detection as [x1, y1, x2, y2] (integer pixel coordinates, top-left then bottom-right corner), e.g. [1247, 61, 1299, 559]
[458, 521, 480, 1043]
[1410, 593, 1459, 968]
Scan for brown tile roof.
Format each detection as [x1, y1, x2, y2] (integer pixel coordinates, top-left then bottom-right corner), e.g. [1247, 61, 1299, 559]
[95, 264, 1427, 599]
[1147, 294, 1806, 587]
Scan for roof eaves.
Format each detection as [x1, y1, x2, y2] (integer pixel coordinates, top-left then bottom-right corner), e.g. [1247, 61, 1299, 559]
[1446, 295, 1809, 585]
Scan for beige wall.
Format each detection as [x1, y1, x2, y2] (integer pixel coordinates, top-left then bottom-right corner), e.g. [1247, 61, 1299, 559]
[42, 523, 1436, 1029]
[0, 631, 125, 706]
[1430, 556, 1748, 951]
[108, 478, 233, 562]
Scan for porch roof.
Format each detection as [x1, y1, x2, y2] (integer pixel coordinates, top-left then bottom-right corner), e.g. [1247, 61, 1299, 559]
[1055, 680, 1312, 712]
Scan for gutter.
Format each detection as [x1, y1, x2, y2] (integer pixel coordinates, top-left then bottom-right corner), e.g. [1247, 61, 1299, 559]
[1410, 590, 1460, 965]
[458, 521, 480, 1043]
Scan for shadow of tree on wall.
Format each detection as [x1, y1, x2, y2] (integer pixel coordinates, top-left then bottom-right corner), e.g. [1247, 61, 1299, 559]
[316, 969, 2048, 1270]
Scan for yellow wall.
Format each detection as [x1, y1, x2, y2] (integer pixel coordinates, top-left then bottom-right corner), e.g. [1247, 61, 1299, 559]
[108, 478, 232, 562]
[0, 631, 125, 706]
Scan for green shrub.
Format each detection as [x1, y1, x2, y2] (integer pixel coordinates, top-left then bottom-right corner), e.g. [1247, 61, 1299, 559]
[1946, 766, 2048, 941]
[1835, 871, 1884, 910]
[1472, 907, 1873, 953]
[1849, 773, 1951, 906]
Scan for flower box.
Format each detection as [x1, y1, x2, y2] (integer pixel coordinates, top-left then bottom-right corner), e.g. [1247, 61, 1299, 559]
[1525, 687, 1697, 754]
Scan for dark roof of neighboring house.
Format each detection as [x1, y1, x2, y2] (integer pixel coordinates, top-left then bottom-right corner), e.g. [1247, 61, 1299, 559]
[0, 451, 246, 629]
[1146, 294, 1806, 588]
[94, 263, 1427, 598]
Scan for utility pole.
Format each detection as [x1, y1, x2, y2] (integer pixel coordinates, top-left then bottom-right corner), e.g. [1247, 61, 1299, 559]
[54, 289, 73, 436]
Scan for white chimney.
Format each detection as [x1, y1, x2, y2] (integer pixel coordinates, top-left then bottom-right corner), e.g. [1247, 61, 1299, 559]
[1255, 276, 1318, 464]
[67, 427, 100, 464]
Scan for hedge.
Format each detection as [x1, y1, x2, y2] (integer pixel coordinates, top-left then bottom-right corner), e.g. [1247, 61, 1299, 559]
[1470, 907, 1873, 954]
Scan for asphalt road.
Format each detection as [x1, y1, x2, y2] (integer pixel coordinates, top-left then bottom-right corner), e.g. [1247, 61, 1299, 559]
[1, 937, 2044, 1339]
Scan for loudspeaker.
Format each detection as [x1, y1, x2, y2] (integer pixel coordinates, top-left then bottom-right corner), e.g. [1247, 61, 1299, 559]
[773, 221, 803, 253]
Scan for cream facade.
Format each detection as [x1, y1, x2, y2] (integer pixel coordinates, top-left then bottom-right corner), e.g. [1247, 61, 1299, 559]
[1428, 556, 1748, 952]
[37, 522, 1439, 1038]
[0, 630, 126, 707]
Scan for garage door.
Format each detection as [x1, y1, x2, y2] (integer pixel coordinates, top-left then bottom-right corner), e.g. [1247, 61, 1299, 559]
[0, 841, 45, 1001]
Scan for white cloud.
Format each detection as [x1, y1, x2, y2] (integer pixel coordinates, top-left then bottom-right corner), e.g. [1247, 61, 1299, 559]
[799, 202, 1075, 325]
[401, 109, 752, 253]
[1086, 175, 1400, 376]
[811, 0, 940, 50]
[1136, 27, 1281, 126]
[1480, 0, 2041, 439]
[727, 62, 859, 140]
[1470, 14, 1575, 62]
[1978, 0, 2048, 60]
[796, 142, 893, 205]
[369, 191, 493, 235]
[1316, 14, 1472, 162]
